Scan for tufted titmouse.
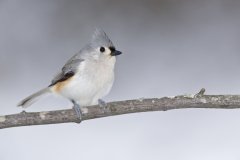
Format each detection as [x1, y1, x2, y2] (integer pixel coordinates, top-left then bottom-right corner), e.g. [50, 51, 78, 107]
[18, 29, 122, 121]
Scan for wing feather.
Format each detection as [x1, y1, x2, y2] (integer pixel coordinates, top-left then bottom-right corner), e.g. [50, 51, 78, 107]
[49, 58, 84, 87]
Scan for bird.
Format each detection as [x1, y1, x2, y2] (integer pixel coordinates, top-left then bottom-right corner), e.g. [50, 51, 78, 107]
[17, 29, 122, 121]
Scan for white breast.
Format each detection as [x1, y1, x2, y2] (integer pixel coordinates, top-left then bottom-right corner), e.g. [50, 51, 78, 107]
[56, 57, 116, 106]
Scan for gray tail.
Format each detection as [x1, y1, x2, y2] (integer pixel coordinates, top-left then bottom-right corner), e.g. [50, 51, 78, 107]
[17, 88, 50, 108]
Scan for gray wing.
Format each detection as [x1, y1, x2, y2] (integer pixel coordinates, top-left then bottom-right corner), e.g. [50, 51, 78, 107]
[49, 55, 84, 87]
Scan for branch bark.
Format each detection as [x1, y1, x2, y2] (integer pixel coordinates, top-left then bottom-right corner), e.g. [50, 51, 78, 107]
[1, 89, 240, 129]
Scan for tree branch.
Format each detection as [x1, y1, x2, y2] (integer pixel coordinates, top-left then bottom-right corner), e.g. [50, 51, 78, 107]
[1, 89, 240, 129]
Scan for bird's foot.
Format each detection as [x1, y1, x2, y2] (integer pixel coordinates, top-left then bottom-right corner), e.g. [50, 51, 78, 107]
[72, 101, 82, 123]
[98, 99, 108, 113]
[98, 99, 107, 108]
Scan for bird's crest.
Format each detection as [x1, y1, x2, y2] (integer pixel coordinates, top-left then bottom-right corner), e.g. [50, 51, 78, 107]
[91, 28, 114, 48]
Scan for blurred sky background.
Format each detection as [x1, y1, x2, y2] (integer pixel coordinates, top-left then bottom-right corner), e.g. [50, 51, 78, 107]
[1, 0, 240, 160]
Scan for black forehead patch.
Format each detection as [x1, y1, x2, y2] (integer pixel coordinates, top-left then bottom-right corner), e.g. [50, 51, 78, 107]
[109, 46, 116, 52]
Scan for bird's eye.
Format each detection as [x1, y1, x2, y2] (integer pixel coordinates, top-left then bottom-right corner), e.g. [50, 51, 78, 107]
[100, 47, 105, 52]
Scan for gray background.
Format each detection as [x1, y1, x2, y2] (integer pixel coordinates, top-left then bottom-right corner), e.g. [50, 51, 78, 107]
[1, 0, 240, 159]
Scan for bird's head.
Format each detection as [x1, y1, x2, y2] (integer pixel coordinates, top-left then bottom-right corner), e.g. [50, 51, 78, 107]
[89, 28, 122, 61]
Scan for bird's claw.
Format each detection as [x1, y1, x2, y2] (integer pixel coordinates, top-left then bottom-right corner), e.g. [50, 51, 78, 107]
[98, 99, 107, 108]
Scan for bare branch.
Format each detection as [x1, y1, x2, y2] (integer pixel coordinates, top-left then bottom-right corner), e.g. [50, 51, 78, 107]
[1, 89, 240, 129]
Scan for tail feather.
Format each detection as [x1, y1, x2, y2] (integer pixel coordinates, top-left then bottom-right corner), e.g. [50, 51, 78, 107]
[17, 88, 50, 108]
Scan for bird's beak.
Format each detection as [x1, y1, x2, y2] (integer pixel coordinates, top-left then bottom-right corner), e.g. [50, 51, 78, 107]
[111, 50, 122, 56]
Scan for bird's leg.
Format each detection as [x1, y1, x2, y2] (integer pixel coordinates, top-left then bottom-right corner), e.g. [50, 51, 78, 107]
[98, 99, 107, 108]
[71, 100, 82, 123]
